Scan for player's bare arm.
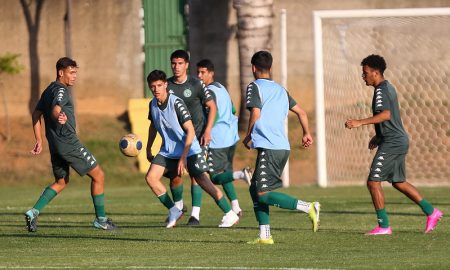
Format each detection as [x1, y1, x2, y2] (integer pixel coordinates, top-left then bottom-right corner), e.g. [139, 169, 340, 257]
[290, 104, 313, 148]
[345, 110, 391, 129]
[243, 107, 261, 149]
[179, 119, 196, 175]
[51, 104, 67, 125]
[30, 109, 43, 155]
[201, 99, 216, 146]
[146, 122, 157, 162]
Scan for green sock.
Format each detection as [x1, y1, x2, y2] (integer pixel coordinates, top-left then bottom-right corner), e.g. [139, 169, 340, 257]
[158, 192, 175, 209]
[92, 193, 106, 218]
[222, 182, 237, 201]
[376, 208, 390, 228]
[258, 191, 297, 210]
[33, 187, 58, 212]
[170, 184, 183, 203]
[215, 196, 232, 213]
[250, 185, 270, 225]
[418, 199, 434, 216]
[191, 184, 202, 207]
[211, 171, 234, 185]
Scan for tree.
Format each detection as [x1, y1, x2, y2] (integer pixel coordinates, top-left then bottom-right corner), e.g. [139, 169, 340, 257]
[0, 53, 24, 141]
[233, 0, 273, 131]
[19, 0, 45, 115]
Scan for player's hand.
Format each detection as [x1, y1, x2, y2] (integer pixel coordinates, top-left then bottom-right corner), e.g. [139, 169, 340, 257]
[58, 112, 67, 125]
[302, 133, 313, 148]
[242, 135, 252, 150]
[177, 157, 188, 176]
[368, 136, 379, 150]
[200, 130, 211, 146]
[345, 119, 361, 129]
[30, 140, 42, 155]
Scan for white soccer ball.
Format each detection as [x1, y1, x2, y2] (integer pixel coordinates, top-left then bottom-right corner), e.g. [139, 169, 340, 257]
[119, 134, 142, 157]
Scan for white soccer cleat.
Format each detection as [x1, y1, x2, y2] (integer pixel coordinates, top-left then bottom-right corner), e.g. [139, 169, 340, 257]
[218, 211, 239, 228]
[166, 207, 183, 228]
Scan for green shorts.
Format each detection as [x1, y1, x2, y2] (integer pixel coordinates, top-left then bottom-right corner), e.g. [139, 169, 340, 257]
[367, 150, 406, 183]
[252, 148, 290, 193]
[50, 144, 97, 179]
[152, 153, 209, 179]
[207, 145, 236, 177]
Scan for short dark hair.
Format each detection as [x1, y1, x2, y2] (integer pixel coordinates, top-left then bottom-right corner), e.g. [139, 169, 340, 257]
[196, 59, 214, 72]
[361, 54, 387, 75]
[170, 49, 189, 62]
[147, 70, 167, 84]
[56, 57, 77, 76]
[251, 51, 272, 71]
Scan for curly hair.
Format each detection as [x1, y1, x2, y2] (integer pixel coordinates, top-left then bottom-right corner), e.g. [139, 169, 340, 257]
[361, 54, 387, 75]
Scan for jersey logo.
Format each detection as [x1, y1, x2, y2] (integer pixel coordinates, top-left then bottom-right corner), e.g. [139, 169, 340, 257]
[183, 89, 192, 97]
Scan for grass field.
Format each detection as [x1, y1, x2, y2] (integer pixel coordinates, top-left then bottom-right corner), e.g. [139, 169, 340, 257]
[1, 183, 448, 270]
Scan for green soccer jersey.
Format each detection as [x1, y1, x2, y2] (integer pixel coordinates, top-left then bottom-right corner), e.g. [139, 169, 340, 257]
[167, 75, 214, 139]
[372, 80, 409, 154]
[35, 81, 79, 153]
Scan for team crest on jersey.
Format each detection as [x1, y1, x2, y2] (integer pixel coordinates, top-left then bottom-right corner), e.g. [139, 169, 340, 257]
[183, 89, 192, 97]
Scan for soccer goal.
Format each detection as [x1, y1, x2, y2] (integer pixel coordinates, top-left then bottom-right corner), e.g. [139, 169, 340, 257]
[314, 8, 450, 187]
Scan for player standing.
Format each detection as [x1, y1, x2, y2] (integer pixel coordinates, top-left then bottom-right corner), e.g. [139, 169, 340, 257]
[243, 51, 320, 244]
[25, 57, 117, 232]
[345, 54, 443, 235]
[145, 70, 239, 228]
[166, 50, 216, 226]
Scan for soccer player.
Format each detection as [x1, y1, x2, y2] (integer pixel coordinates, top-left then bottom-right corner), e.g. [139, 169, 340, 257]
[243, 51, 320, 245]
[25, 57, 117, 232]
[145, 69, 239, 228]
[345, 54, 443, 235]
[166, 50, 217, 226]
[196, 59, 252, 217]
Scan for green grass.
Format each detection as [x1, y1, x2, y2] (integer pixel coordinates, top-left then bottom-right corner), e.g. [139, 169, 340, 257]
[1, 183, 449, 269]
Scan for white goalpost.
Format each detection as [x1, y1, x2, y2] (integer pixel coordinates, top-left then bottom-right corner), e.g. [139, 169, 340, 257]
[314, 8, 450, 187]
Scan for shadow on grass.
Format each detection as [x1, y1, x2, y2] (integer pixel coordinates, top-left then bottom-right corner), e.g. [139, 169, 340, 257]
[0, 233, 249, 244]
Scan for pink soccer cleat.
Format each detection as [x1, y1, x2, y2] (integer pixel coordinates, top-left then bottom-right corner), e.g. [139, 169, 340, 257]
[365, 226, 392, 235]
[425, 208, 443, 233]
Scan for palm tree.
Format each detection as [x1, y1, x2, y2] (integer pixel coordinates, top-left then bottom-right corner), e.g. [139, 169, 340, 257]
[233, 0, 273, 131]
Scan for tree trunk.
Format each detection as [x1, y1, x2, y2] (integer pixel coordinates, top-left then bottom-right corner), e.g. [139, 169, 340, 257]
[20, 0, 45, 115]
[233, 0, 273, 131]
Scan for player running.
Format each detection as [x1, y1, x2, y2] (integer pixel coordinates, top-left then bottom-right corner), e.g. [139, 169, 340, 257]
[345, 54, 443, 235]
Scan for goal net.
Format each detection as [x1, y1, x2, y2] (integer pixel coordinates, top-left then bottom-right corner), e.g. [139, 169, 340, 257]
[314, 8, 450, 186]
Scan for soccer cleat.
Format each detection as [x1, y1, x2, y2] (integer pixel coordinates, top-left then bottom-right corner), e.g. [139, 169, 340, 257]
[218, 211, 239, 228]
[241, 167, 253, 185]
[93, 217, 118, 230]
[308, 202, 321, 232]
[165, 205, 187, 223]
[236, 210, 243, 218]
[247, 236, 274, 245]
[365, 226, 392, 235]
[186, 216, 200, 226]
[425, 208, 443, 233]
[24, 209, 39, 232]
[166, 207, 183, 228]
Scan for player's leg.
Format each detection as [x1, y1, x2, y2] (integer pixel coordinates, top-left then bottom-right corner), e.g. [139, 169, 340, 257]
[87, 165, 117, 230]
[365, 150, 392, 235]
[254, 149, 320, 232]
[247, 183, 273, 245]
[187, 154, 238, 227]
[147, 155, 183, 228]
[187, 145, 207, 225]
[390, 154, 442, 233]
[209, 146, 242, 216]
[24, 154, 69, 232]
[169, 176, 184, 212]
